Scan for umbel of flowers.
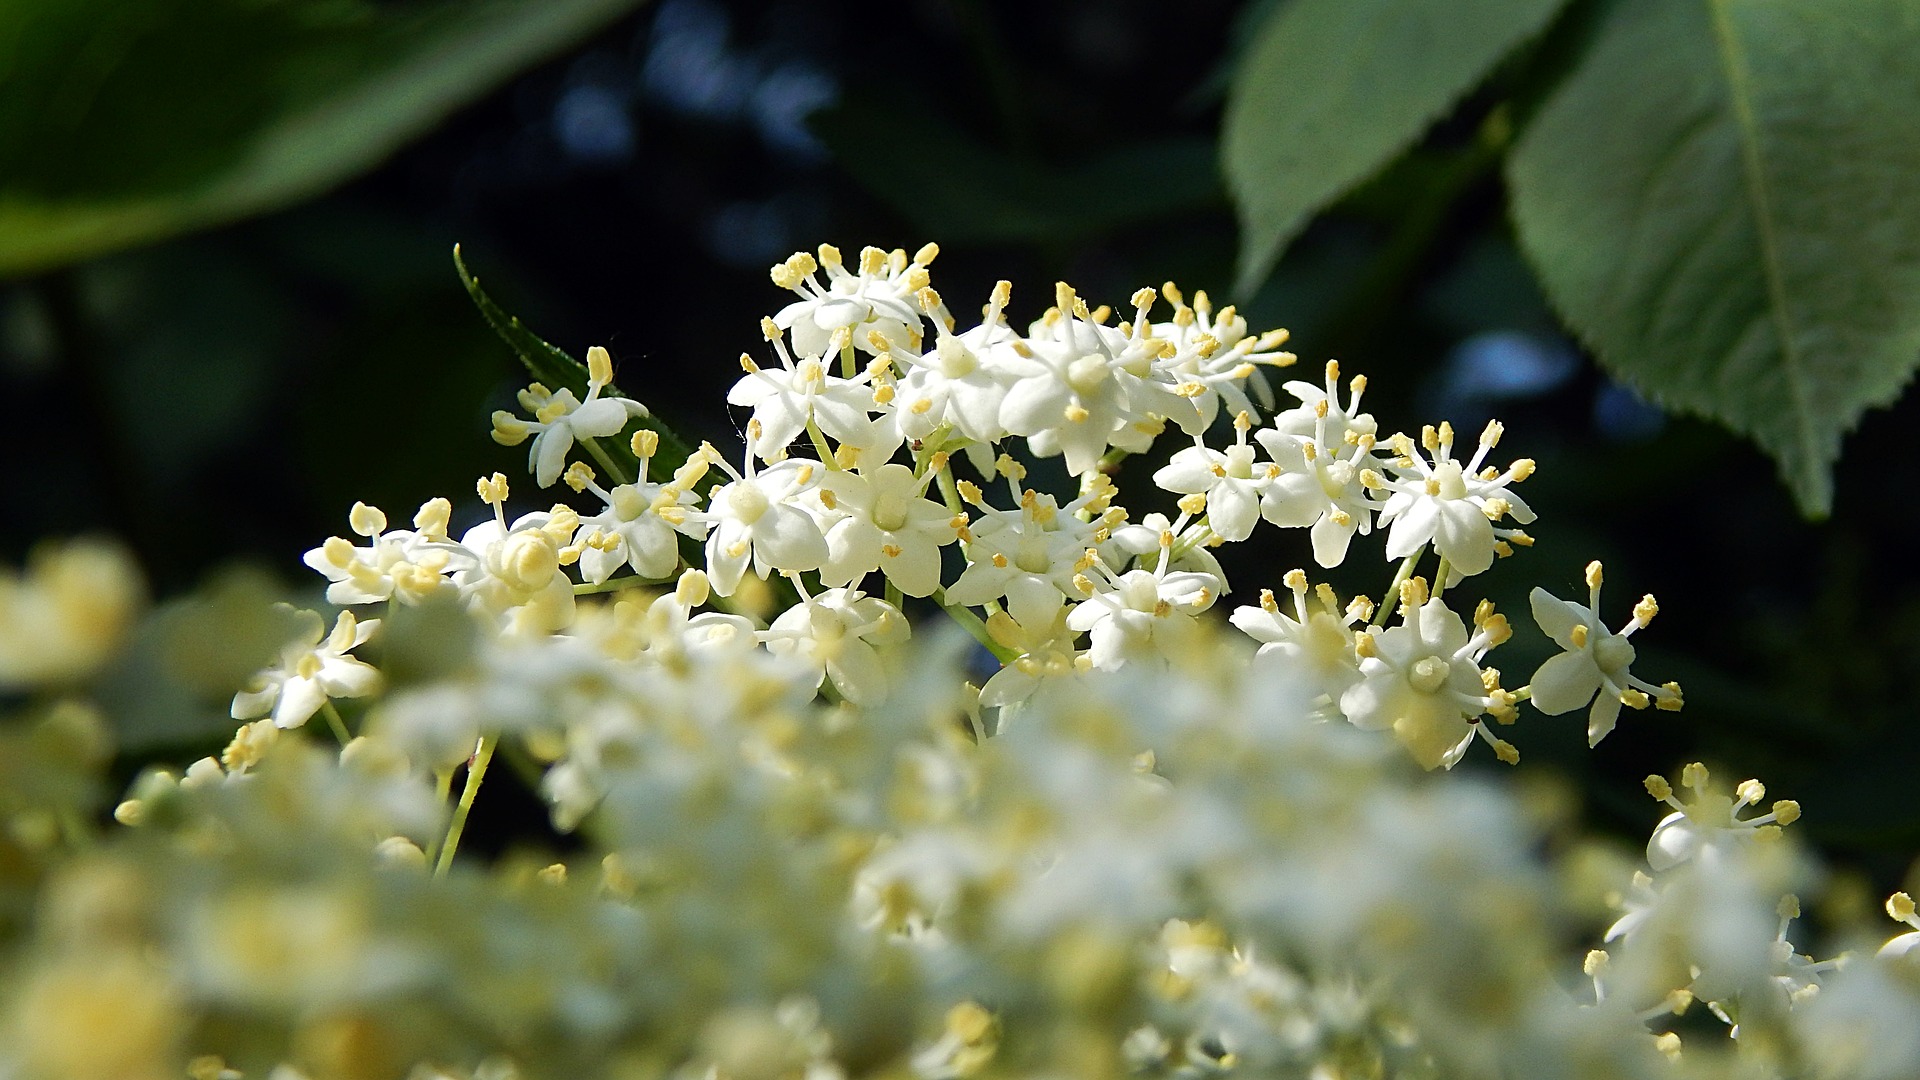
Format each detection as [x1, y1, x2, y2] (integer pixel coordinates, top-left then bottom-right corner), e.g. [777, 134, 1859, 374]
[2, 244, 1918, 1080]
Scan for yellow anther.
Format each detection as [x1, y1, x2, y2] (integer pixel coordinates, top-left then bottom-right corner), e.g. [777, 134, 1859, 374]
[1482, 613, 1511, 646]
[1328, 509, 1353, 527]
[1303, 441, 1318, 462]
[563, 461, 595, 492]
[1633, 594, 1659, 626]
[859, 245, 886, 276]
[1324, 359, 1340, 383]
[1130, 286, 1157, 311]
[1778, 894, 1801, 920]
[587, 345, 614, 385]
[477, 473, 510, 505]
[1421, 425, 1440, 452]
[1400, 576, 1429, 609]
[1492, 739, 1519, 765]
[1259, 588, 1279, 613]
[1506, 531, 1535, 547]
[1584, 561, 1604, 589]
[817, 243, 842, 268]
[1681, 762, 1710, 790]
[1889, 892, 1917, 922]
[1583, 949, 1609, 976]
[912, 241, 939, 266]
[629, 429, 659, 459]
[1153, 599, 1172, 617]
[760, 316, 782, 341]
[1654, 1033, 1681, 1061]
[1159, 529, 1176, 549]
[1570, 624, 1589, 648]
[1657, 681, 1684, 710]
[818, 489, 838, 510]
[1644, 775, 1673, 801]
[1350, 373, 1367, 395]
[1177, 493, 1208, 516]
[1282, 568, 1308, 592]
[1437, 420, 1454, 446]
[873, 383, 896, 405]
[348, 502, 387, 537]
[1353, 630, 1377, 658]
[1510, 458, 1536, 481]
[1772, 800, 1801, 825]
[490, 410, 530, 446]
[414, 497, 451, 538]
[1424, 478, 1442, 497]
[881, 544, 904, 559]
[1088, 304, 1111, 324]
[1737, 779, 1767, 804]
[1072, 573, 1095, 596]
[739, 353, 760, 373]
[1063, 403, 1090, 423]
[1480, 419, 1504, 447]
[1481, 497, 1511, 520]
[1315, 399, 1330, 419]
[1620, 688, 1649, 709]
[991, 553, 1009, 568]
[1348, 595, 1375, 622]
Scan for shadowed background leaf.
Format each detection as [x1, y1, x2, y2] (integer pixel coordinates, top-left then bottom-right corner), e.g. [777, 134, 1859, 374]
[0, 0, 648, 278]
[1507, 0, 1920, 517]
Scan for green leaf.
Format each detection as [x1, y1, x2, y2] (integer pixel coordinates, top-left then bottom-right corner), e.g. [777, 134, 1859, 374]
[0, 0, 645, 278]
[1507, 0, 1920, 517]
[811, 99, 1221, 244]
[1223, 0, 1569, 296]
[453, 245, 699, 485]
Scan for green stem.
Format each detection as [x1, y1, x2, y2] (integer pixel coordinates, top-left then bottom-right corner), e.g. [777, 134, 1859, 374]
[433, 737, 496, 878]
[1430, 557, 1453, 601]
[884, 580, 905, 611]
[581, 436, 632, 486]
[806, 418, 839, 469]
[319, 700, 352, 747]
[1373, 552, 1423, 626]
[935, 588, 1017, 662]
[574, 573, 670, 596]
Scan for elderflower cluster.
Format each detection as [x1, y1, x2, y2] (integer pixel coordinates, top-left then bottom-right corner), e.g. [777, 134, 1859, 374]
[2, 242, 1918, 1080]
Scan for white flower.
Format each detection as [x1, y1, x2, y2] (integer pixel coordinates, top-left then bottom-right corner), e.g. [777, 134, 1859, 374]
[1253, 363, 1386, 568]
[1228, 569, 1365, 713]
[1339, 593, 1514, 770]
[770, 243, 935, 359]
[231, 609, 382, 729]
[1376, 419, 1535, 581]
[1641, 764, 1800, 871]
[978, 604, 1090, 716]
[999, 283, 1167, 476]
[490, 347, 650, 488]
[451, 475, 578, 635]
[301, 499, 468, 606]
[728, 318, 892, 461]
[817, 461, 963, 598]
[1527, 561, 1682, 745]
[1067, 532, 1220, 672]
[1152, 413, 1281, 542]
[563, 442, 709, 585]
[944, 480, 1114, 628]
[1149, 283, 1295, 431]
[701, 454, 831, 597]
[762, 586, 908, 704]
[891, 291, 1017, 445]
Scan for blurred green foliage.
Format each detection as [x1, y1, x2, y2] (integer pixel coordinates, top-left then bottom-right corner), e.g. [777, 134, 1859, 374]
[0, 0, 646, 276]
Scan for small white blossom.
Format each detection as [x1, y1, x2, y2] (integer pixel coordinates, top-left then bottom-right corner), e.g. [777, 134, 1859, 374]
[763, 586, 908, 705]
[1641, 764, 1800, 871]
[301, 499, 468, 606]
[1067, 530, 1220, 672]
[944, 479, 1115, 628]
[1339, 592, 1514, 770]
[817, 461, 962, 598]
[999, 284, 1167, 476]
[770, 243, 935, 359]
[1149, 283, 1295, 431]
[1528, 561, 1682, 745]
[1377, 419, 1535, 581]
[231, 609, 382, 729]
[490, 347, 650, 488]
[562, 438, 709, 585]
[1254, 363, 1386, 568]
[701, 453, 831, 597]
[729, 318, 893, 461]
[1153, 412, 1281, 542]
[891, 288, 1018, 445]
[1229, 570, 1366, 714]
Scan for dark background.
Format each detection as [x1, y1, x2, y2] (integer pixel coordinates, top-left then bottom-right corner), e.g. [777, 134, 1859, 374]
[4, 0, 1917, 895]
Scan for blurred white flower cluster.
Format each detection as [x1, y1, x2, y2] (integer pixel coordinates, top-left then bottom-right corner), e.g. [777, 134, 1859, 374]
[2, 243, 1917, 1080]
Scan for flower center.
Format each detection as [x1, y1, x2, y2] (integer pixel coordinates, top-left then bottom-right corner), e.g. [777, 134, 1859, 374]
[610, 485, 647, 521]
[1066, 354, 1111, 396]
[1225, 445, 1256, 479]
[872, 493, 910, 533]
[1434, 460, 1469, 501]
[935, 337, 977, 378]
[1594, 634, 1636, 674]
[726, 483, 771, 525]
[1409, 656, 1451, 694]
